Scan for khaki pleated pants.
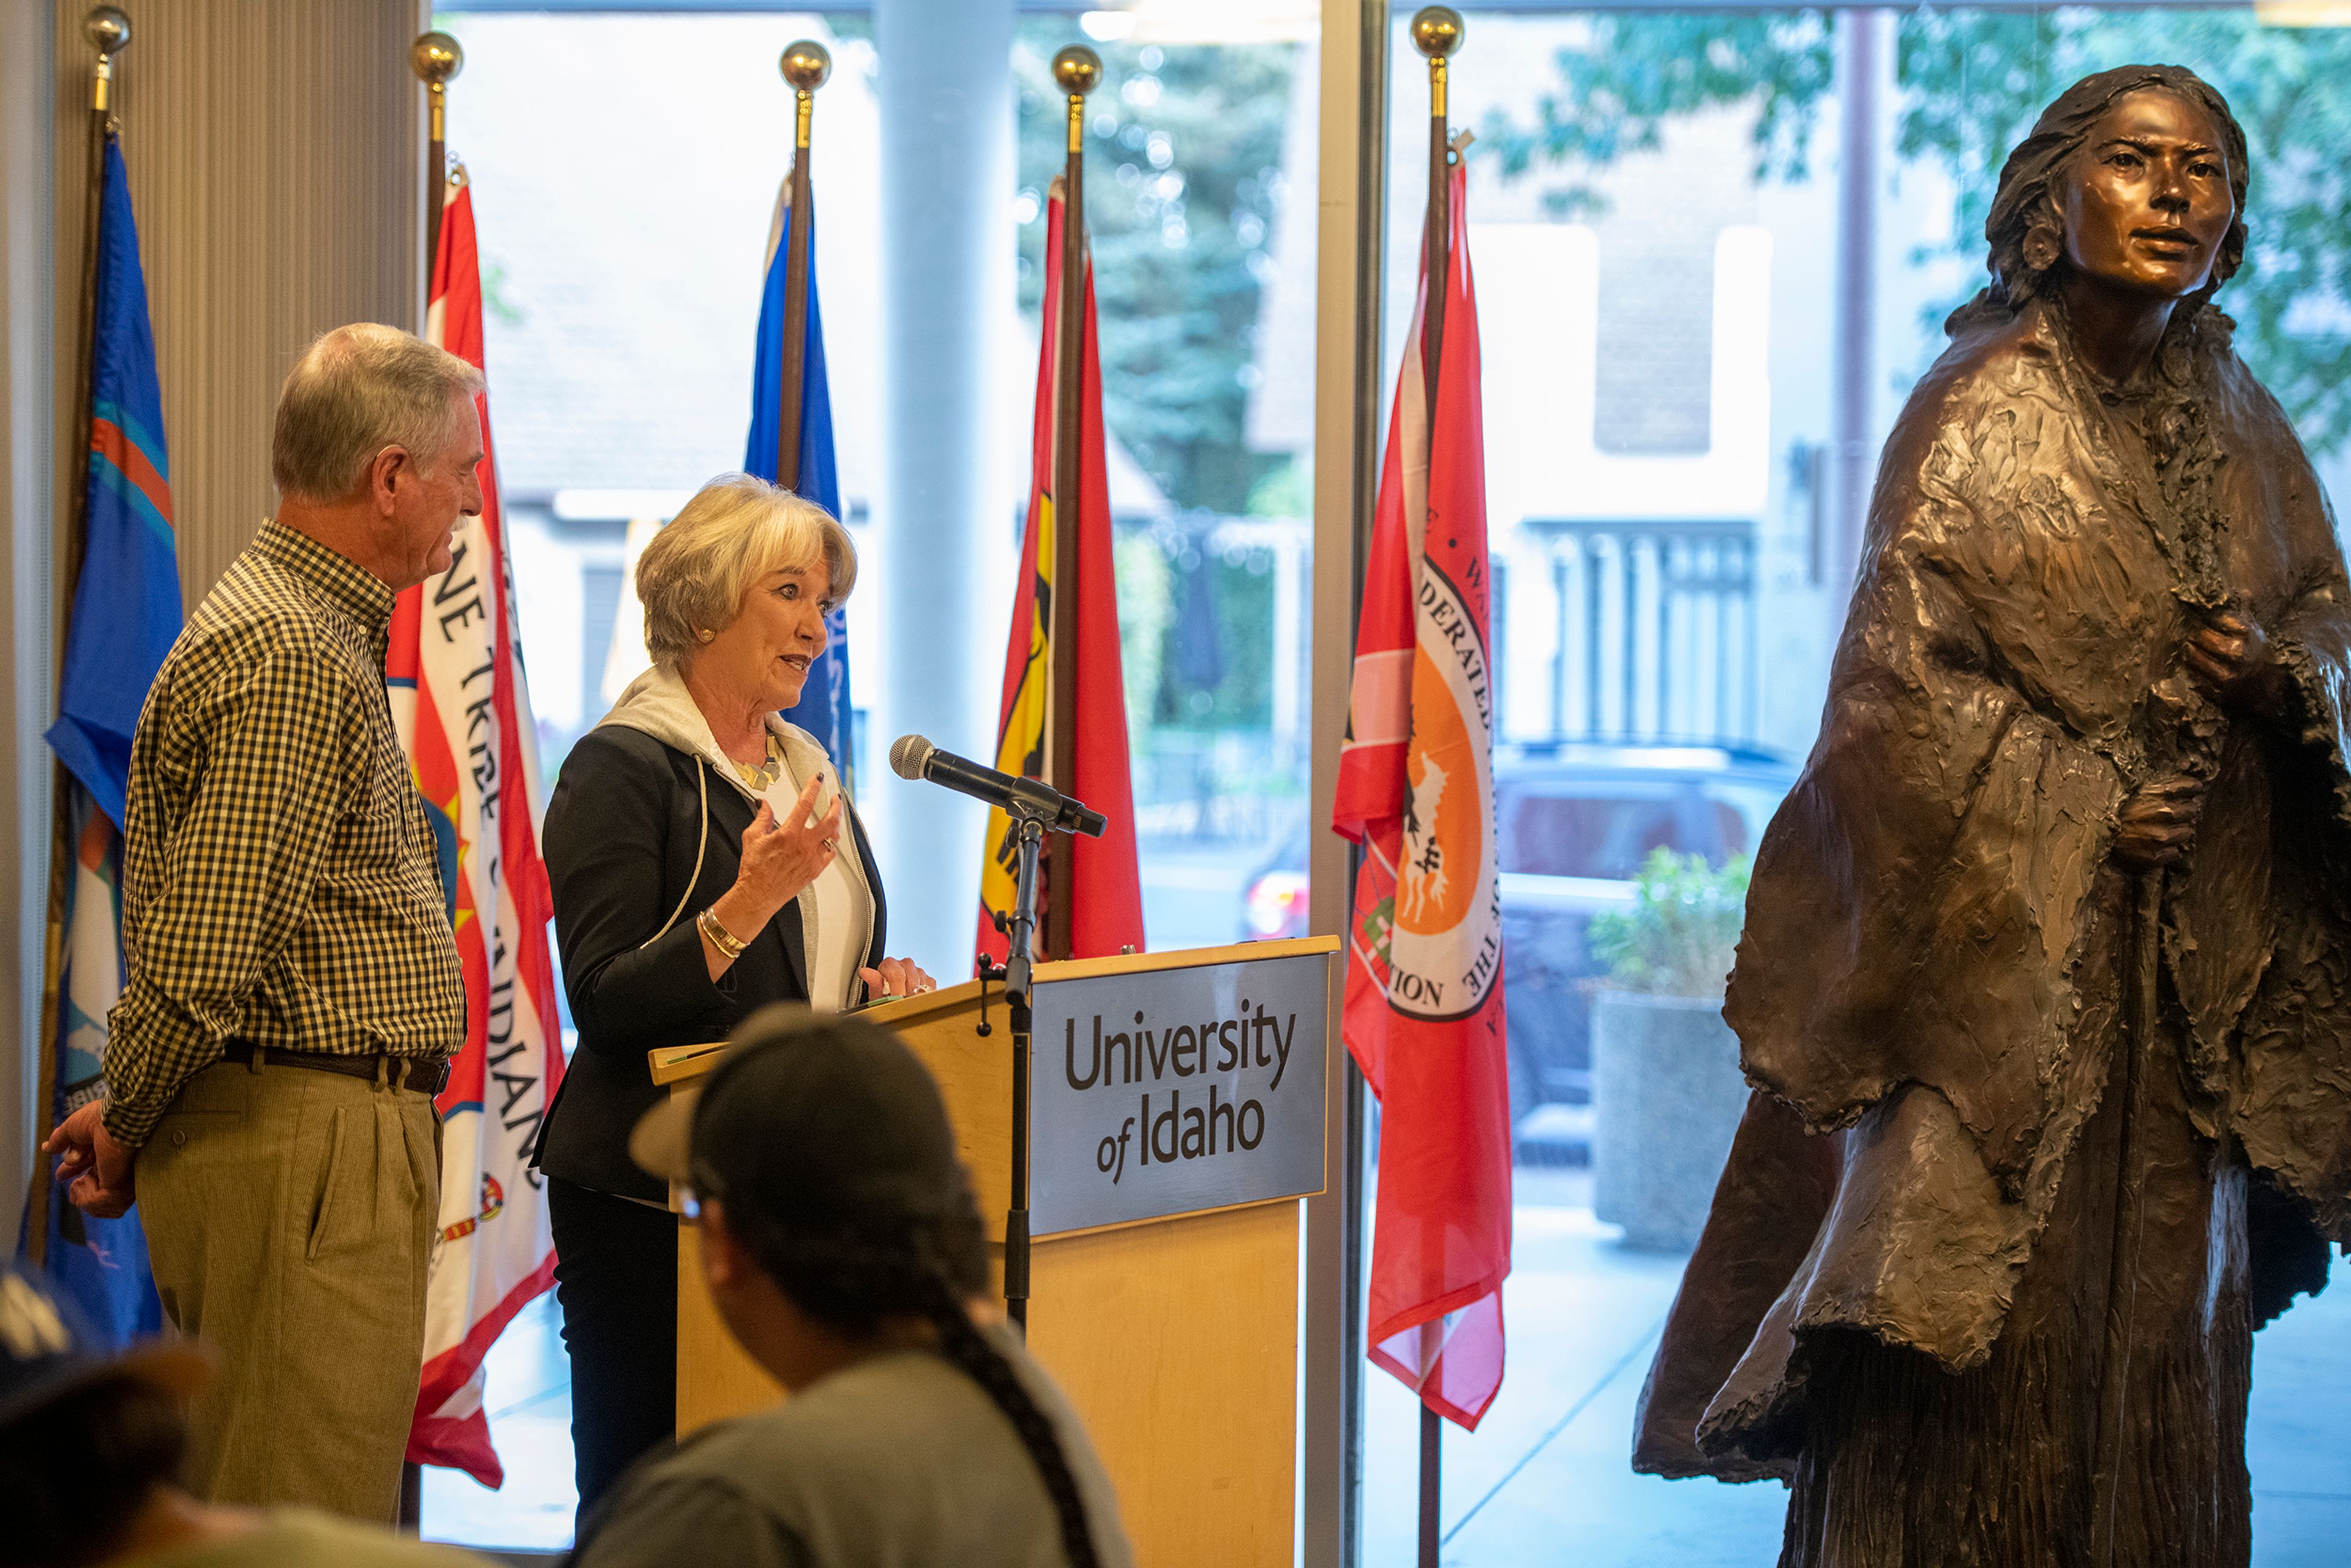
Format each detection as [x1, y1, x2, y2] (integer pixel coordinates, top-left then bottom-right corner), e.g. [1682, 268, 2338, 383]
[138, 1054, 440, 1523]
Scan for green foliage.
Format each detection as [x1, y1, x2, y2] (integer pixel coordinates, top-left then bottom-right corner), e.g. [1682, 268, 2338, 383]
[1477, 10, 1836, 217]
[1588, 848, 1752, 998]
[1150, 535, 1277, 730]
[1246, 455, 1309, 519]
[1112, 527, 1172, 738]
[1483, 7, 2351, 454]
[1014, 28, 1297, 513]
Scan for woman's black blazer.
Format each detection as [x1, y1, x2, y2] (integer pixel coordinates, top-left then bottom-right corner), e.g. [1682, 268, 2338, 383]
[534, 725, 887, 1202]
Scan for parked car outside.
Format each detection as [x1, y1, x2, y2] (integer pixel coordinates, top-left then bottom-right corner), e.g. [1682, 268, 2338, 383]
[1238, 742, 1796, 1131]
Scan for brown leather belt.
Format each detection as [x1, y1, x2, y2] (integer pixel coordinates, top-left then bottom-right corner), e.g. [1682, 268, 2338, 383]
[218, 1039, 450, 1097]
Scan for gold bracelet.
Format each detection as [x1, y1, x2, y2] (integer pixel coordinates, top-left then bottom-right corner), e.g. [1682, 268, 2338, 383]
[697, 906, 747, 961]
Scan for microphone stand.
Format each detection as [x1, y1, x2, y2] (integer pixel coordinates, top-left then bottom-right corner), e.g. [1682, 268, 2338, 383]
[986, 806, 1052, 1336]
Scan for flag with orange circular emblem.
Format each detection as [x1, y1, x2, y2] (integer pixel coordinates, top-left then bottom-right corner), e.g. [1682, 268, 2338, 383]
[1330, 162, 1511, 1431]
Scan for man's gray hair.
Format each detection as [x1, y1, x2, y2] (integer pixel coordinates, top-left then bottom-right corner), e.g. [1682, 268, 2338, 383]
[638, 474, 858, 672]
[271, 323, 484, 502]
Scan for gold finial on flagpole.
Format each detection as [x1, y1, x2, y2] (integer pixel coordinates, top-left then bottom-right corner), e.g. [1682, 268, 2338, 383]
[409, 31, 463, 146]
[1410, 6, 1464, 59]
[1052, 45, 1101, 154]
[1411, 7, 1463, 117]
[781, 39, 831, 150]
[84, 7, 129, 113]
[410, 32, 463, 270]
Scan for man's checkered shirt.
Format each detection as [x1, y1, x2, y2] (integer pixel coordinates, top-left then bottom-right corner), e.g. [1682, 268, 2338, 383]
[102, 520, 465, 1148]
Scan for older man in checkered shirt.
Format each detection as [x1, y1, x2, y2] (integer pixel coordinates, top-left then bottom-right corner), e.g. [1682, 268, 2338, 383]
[46, 324, 480, 1522]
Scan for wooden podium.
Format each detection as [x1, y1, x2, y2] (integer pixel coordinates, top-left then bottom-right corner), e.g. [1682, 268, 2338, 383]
[649, 936, 1337, 1568]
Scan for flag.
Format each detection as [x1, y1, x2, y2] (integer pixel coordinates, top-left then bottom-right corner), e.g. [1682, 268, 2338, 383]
[976, 180, 1144, 962]
[20, 136, 177, 1347]
[388, 165, 565, 1490]
[1330, 163, 1512, 1430]
[746, 177, 855, 786]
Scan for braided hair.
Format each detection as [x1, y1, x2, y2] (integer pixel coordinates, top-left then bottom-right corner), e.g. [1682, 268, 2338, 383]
[686, 1009, 1104, 1568]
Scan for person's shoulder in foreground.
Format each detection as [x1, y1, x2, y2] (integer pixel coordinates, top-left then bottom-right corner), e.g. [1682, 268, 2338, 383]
[122, 1509, 495, 1567]
[0, 1259, 498, 1568]
[572, 1327, 1134, 1568]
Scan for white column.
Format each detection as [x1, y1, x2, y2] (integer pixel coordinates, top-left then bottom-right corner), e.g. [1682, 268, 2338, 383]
[872, 0, 1016, 975]
[1827, 9, 1894, 594]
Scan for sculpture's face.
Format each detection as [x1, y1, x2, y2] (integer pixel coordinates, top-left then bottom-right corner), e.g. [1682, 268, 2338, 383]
[2060, 88, 2235, 301]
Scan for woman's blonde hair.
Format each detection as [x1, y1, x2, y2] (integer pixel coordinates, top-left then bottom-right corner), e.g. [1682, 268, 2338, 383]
[637, 474, 858, 672]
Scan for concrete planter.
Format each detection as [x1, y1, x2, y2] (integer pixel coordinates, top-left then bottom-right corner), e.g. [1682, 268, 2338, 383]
[1591, 989, 1747, 1252]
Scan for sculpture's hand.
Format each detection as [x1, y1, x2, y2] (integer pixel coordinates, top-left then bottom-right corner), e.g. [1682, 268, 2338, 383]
[2186, 609, 2290, 720]
[2115, 774, 2207, 870]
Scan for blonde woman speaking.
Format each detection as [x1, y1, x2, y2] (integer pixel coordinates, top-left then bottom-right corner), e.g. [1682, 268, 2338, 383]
[537, 473, 933, 1521]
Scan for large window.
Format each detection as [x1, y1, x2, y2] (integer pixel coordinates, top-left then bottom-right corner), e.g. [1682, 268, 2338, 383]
[417, 4, 1321, 1548]
[1358, 8, 2351, 1565]
[413, 4, 2351, 1560]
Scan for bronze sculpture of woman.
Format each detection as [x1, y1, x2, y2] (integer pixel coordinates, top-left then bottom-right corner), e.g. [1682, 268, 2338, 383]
[1635, 66, 2351, 1567]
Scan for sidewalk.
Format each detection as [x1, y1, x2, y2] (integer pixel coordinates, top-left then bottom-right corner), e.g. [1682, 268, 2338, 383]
[1359, 1168, 2351, 1567]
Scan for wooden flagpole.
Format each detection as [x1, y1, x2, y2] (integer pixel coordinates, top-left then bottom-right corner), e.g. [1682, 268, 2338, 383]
[410, 32, 461, 276]
[1407, 15, 1463, 1565]
[400, 34, 462, 1530]
[774, 40, 831, 493]
[29, 6, 130, 1270]
[1043, 45, 1100, 964]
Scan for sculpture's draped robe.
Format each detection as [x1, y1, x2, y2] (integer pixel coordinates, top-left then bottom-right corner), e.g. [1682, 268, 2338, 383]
[1635, 300, 2351, 1567]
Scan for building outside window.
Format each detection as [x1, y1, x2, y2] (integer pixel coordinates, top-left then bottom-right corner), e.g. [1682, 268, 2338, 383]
[418, 4, 2350, 1561]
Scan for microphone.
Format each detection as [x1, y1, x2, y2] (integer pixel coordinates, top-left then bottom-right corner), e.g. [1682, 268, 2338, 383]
[888, 734, 1108, 838]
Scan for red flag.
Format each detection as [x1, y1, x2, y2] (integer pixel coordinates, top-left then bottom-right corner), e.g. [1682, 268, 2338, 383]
[1331, 163, 1511, 1430]
[388, 167, 566, 1488]
[976, 180, 1144, 961]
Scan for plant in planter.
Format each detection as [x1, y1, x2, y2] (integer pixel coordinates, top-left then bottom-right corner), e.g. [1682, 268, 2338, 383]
[1588, 848, 1751, 999]
[1587, 849, 1754, 1251]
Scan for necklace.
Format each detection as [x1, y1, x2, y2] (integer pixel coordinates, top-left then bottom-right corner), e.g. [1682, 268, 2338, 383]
[733, 733, 784, 791]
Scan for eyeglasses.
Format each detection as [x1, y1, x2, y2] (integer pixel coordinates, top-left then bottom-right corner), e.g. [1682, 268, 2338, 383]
[681, 1158, 729, 1221]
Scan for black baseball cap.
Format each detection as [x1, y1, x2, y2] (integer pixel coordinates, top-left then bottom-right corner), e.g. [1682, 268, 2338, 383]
[0, 1262, 209, 1433]
[631, 1004, 970, 1234]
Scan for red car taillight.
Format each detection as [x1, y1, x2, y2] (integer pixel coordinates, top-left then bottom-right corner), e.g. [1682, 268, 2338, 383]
[1246, 871, 1309, 938]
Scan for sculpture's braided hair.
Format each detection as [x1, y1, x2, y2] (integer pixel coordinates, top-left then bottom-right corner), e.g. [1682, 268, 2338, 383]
[691, 1011, 1103, 1568]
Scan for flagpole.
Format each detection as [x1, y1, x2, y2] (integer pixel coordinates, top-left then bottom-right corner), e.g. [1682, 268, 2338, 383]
[1043, 45, 1100, 963]
[774, 40, 831, 493]
[28, 6, 131, 1272]
[410, 33, 462, 272]
[1414, 8, 1461, 416]
[1406, 23, 1463, 1565]
[65, 9, 126, 621]
[403, 41, 462, 1525]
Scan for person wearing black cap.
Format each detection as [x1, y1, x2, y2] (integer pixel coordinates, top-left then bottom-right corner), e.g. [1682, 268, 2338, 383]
[569, 1007, 1133, 1568]
[0, 1262, 489, 1567]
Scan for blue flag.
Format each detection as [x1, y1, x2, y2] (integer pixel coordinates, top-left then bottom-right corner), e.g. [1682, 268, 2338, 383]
[20, 137, 180, 1345]
[51, 140, 184, 829]
[744, 186, 855, 787]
